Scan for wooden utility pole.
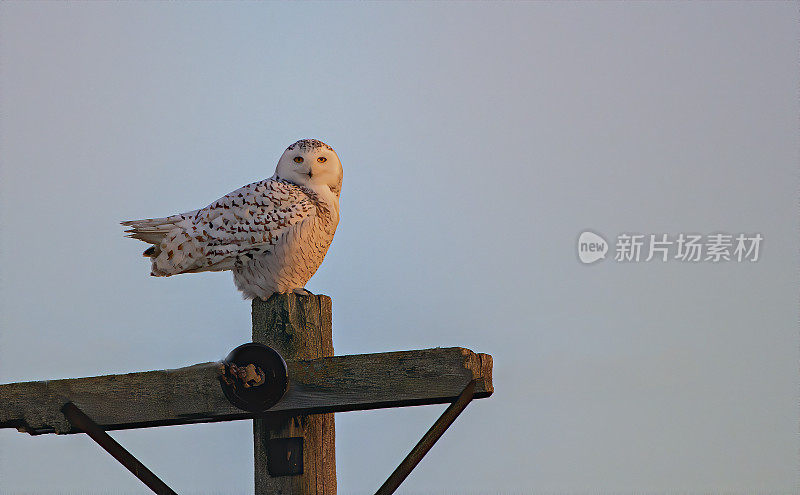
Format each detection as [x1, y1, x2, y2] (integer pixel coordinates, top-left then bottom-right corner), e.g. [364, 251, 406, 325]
[0, 292, 493, 494]
[252, 293, 336, 494]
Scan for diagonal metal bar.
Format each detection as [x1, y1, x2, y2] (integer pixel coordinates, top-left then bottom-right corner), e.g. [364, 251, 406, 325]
[61, 402, 178, 495]
[374, 380, 476, 495]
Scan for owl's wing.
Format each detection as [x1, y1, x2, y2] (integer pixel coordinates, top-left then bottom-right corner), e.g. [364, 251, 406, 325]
[123, 179, 316, 276]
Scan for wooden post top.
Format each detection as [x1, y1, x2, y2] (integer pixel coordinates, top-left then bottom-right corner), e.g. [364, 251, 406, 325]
[251, 293, 334, 361]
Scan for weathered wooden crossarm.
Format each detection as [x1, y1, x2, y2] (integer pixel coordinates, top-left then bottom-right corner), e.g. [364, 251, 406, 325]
[0, 347, 492, 435]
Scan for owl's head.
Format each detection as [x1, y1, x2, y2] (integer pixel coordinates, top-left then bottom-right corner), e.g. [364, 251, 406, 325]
[275, 139, 343, 198]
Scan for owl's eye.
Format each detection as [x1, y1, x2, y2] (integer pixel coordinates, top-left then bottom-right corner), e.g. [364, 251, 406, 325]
[293, 156, 304, 164]
[317, 156, 327, 163]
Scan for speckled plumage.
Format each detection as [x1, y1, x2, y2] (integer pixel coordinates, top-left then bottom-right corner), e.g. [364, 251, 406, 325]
[122, 139, 342, 300]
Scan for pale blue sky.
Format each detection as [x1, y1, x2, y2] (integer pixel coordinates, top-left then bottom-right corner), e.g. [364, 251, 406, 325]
[0, 2, 797, 493]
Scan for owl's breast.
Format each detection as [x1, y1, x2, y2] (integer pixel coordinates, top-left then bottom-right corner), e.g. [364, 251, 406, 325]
[232, 210, 338, 299]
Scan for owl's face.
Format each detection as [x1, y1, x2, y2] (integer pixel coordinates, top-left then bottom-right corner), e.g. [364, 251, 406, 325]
[275, 139, 343, 197]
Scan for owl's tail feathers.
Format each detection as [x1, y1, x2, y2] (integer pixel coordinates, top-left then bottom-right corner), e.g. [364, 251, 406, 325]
[123, 216, 214, 276]
[121, 216, 182, 257]
[120, 214, 186, 229]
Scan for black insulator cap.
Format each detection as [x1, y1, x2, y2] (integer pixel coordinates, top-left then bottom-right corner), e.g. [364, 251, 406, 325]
[220, 343, 288, 412]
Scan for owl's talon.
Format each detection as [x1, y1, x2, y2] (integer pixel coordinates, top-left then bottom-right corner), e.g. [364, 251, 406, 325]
[292, 288, 312, 296]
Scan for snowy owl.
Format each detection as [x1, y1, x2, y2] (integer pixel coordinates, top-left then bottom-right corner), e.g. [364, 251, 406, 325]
[122, 139, 342, 300]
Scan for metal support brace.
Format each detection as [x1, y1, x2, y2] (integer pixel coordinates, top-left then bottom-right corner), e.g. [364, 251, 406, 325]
[374, 380, 476, 495]
[61, 402, 178, 495]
